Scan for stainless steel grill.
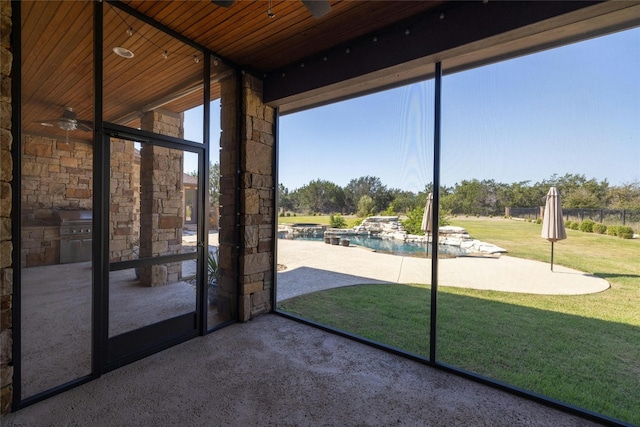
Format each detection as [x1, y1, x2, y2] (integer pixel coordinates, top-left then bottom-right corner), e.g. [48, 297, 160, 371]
[57, 210, 92, 264]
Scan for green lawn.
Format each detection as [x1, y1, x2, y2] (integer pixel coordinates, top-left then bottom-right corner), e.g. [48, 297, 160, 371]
[278, 214, 361, 228]
[279, 218, 640, 425]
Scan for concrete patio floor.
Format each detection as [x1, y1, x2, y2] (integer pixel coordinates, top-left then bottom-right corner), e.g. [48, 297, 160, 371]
[276, 239, 610, 301]
[2, 314, 604, 427]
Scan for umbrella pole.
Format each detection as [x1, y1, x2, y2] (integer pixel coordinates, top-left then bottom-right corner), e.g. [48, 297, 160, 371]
[426, 232, 430, 258]
[551, 241, 554, 272]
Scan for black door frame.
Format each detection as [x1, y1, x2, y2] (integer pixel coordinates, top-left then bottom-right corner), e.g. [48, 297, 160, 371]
[102, 124, 207, 372]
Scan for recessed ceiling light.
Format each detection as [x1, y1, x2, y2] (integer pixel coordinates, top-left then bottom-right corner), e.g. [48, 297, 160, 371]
[113, 46, 134, 58]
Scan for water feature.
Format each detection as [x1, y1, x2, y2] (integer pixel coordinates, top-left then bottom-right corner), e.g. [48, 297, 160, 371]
[277, 232, 467, 258]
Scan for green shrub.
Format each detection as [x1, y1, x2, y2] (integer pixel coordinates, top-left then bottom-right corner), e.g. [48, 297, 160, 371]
[535, 218, 542, 224]
[579, 219, 595, 233]
[353, 217, 364, 227]
[207, 252, 219, 285]
[381, 206, 396, 216]
[329, 213, 348, 229]
[565, 220, 573, 228]
[592, 223, 607, 234]
[357, 195, 375, 218]
[617, 226, 634, 239]
[606, 226, 619, 236]
[286, 212, 291, 217]
[569, 222, 579, 230]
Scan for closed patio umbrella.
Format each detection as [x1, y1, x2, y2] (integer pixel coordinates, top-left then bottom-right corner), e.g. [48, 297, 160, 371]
[541, 187, 567, 271]
[421, 192, 433, 256]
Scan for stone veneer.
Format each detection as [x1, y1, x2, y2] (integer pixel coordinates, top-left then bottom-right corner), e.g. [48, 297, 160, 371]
[217, 74, 239, 320]
[0, 0, 12, 414]
[239, 75, 275, 321]
[20, 135, 93, 267]
[219, 73, 275, 322]
[139, 110, 184, 286]
[109, 138, 140, 262]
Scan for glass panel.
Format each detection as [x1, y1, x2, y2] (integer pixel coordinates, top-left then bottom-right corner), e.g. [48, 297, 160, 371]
[277, 77, 435, 358]
[109, 141, 199, 337]
[103, 3, 204, 140]
[108, 263, 196, 336]
[20, 0, 94, 398]
[207, 59, 236, 330]
[439, 29, 640, 425]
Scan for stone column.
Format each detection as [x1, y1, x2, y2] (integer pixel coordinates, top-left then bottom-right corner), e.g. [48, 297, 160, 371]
[238, 74, 275, 321]
[217, 74, 238, 319]
[138, 110, 184, 286]
[109, 138, 139, 262]
[219, 73, 276, 322]
[0, 0, 13, 414]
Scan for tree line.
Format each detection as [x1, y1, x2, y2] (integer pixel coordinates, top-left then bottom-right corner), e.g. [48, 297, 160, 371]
[279, 174, 640, 218]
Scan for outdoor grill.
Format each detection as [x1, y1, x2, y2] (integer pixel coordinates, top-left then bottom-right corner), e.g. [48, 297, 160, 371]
[57, 210, 93, 264]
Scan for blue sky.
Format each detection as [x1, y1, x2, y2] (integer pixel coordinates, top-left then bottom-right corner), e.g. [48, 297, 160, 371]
[278, 27, 640, 192]
[187, 27, 639, 193]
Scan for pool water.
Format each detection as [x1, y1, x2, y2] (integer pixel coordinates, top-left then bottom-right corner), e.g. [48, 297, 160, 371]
[278, 232, 467, 258]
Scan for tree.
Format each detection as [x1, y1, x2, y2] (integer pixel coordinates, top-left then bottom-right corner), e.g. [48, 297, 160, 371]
[388, 189, 418, 214]
[608, 180, 640, 210]
[208, 161, 220, 206]
[278, 183, 294, 214]
[357, 195, 375, 218]
[190, 161, 221, 228]
[295, 179, 345, 214]
[344, 176, 391, 214]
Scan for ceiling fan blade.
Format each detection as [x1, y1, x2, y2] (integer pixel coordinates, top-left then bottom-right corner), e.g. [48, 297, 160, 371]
[34, 119, 57, 125]
[211, 0, 235, 7]
[301, 0, 331, 18]
[77, 121, 93, 132]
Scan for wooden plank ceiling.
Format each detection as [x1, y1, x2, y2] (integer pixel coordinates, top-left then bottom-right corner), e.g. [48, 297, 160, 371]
[20, 0, 443, 141]
[123, 0, 443, 72]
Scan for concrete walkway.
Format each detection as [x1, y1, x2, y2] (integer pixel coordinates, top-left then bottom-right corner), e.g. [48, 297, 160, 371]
[277, 239, 610, 301]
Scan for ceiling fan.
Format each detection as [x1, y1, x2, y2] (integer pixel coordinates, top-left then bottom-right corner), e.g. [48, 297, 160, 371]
[212, 0, 331, 19]
[37, 106, 92, 132]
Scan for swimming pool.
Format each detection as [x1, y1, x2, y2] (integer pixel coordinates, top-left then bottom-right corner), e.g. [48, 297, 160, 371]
[278, 232, 467, 257]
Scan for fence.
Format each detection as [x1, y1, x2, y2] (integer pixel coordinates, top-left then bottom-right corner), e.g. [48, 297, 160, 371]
[507, 207, 640, 231]
[507, 207, 543, 220]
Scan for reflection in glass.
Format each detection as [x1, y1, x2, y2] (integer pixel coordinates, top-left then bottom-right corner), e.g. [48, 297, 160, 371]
[20, 0, 94, 398]
[207, 59, 237, 330]
[109, 143, 199, 337]
[109, 264, 196, 337]
[103, 3, 203, 138]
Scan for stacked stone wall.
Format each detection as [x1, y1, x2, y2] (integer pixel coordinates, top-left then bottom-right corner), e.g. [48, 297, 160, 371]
[0, 0, 12, 413]
[217, 75, 238, 320]
[238, 75, 275, 321]
[109, 138, 140, 262]
[139, 111, 184, 286]
[20, 135, 93, 267]
[140, 109, 184, 139]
